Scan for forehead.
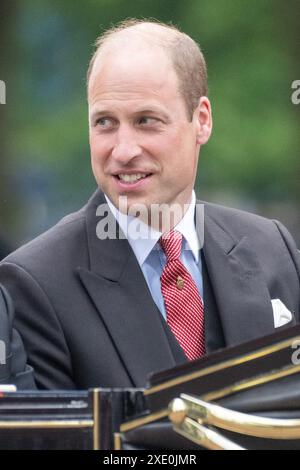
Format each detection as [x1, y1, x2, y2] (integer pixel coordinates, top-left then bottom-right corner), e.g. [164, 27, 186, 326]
[88, 43, 181, 107]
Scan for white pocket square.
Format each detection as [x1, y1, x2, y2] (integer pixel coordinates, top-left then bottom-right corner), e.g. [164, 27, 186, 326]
[271, 299, 293, 328]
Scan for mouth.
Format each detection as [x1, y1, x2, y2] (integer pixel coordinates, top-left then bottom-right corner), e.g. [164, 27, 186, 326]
[113, 172, 153, 184]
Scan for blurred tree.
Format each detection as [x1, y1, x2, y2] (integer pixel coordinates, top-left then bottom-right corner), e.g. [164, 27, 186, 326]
[0, 0, 19, 249]
[1, 0, 299, 244]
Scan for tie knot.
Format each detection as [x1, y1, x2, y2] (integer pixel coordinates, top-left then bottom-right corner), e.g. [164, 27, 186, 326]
[160, 230, 182, 261]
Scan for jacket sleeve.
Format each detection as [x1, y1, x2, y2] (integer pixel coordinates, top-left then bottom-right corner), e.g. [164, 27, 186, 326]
[0, 284, 36, 389]
[0, 263, 76, 390]
[273, 219, 300, 318]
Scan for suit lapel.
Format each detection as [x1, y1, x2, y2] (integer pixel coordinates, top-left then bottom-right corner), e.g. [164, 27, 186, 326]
[78, 191, 275, 382]
[201, 253, 226, 353]
[196, 203, 275, 347]
[76, 190, 180, 387]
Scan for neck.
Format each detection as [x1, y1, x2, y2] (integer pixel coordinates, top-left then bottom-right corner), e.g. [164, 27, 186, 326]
[129, 195, 194, 233]
[105, 191, 195, 235]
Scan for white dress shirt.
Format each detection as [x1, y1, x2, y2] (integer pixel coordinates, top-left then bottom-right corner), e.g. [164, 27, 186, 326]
[105, 191, 203, 320]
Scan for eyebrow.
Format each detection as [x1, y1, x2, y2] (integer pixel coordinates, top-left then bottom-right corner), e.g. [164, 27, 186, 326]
[89, 107, 170, 122]
[90, 110, 110, 122]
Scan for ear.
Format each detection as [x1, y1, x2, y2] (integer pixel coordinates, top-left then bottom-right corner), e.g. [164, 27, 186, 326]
[194, 97, 213, 145]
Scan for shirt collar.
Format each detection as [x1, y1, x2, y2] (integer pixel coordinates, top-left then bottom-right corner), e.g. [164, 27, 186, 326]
[105, 190, 200, 266]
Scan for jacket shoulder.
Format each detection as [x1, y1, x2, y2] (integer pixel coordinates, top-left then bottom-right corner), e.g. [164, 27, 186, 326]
[1, 205, 87, 273]
[201, 200, 299, 274]
[201, 200, 279, 236]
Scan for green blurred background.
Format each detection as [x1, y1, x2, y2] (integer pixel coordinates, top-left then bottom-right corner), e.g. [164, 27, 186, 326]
[0, 0, 299, 253]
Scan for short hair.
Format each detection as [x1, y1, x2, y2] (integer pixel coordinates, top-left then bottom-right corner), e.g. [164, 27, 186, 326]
[86, 18, 208, 120]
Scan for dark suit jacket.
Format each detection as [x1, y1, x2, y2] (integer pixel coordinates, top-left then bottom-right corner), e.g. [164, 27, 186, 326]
[0, 284, 36, 389]
[0, 190, 299, 390]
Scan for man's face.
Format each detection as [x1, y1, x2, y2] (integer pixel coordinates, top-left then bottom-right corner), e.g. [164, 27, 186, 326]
[88, 44, 211, 216]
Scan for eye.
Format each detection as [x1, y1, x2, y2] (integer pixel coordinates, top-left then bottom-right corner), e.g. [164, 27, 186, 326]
[94, 117, 116, 130]
[96, 117, 109, 126]
[137, 116, 159, 126]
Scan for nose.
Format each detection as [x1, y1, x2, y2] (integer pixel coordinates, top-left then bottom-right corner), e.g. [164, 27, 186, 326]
[111, 125, 142, 164]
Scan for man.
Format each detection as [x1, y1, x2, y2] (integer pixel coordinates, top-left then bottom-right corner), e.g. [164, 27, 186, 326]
[0, 19, 299, 390]
[0, 284, 35, 388]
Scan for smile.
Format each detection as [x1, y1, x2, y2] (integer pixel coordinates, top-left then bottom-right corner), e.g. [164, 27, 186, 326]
[115, 173, 152, 184]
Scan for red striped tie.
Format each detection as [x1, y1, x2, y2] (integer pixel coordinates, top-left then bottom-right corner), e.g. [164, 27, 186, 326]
[160, 230, 205, 360]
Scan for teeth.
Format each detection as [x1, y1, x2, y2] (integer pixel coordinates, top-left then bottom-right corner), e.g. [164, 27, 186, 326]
[118, 173, 148, 183]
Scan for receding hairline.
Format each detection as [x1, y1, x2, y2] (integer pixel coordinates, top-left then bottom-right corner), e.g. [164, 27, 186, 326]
[89, 32, 175, 83]
[102, 21, 184, 42]
[87, 21, 201, 84]
[87, 19, 208, 119]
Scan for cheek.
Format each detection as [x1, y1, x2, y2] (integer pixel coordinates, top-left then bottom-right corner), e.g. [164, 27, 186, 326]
[90, 135, 110, 164]
[90, 133, 102, 153]
[90, 146, 106, 179]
